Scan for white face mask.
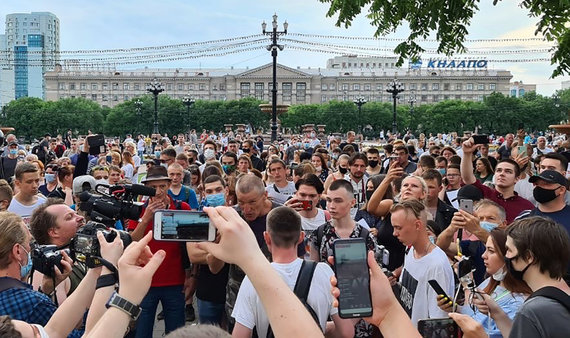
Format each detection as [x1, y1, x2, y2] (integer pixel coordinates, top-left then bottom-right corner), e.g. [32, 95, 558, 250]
[492, 265, 507, 281]
[204, 149, 215, 160]
[428, 235, 436, 245]
[95, 178, 108, 186]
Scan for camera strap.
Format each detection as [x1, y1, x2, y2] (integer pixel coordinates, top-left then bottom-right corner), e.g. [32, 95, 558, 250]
[88, 256, 118, 280]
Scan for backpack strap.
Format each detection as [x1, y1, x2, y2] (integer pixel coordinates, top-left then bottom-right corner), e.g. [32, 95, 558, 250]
[266, 260, 319, 338]
[316, 222, 327, 251]
[528, 286, 570, 312]
[0, 277, 27, 293]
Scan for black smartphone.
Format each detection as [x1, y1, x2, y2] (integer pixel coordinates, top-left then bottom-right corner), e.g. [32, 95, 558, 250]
[428, 279, 450, 300]
[472, 134, 488, 145]
[333, 238, 373, 318]
[418, 318, 460, 338]
[87, 134, 105, 155]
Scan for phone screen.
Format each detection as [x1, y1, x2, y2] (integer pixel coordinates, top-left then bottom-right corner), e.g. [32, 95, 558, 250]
[333, 238, 373, 318]
[418, 318, 460, 338]
[154, 210, 213, 241]
[518, 145, 527, 157]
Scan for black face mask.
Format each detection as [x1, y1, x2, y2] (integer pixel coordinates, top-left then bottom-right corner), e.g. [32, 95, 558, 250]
[241, 148, 250, 153]
[338, 166, 348, 175]
[188, 158, 194, 164]
[533, 186, 558, 204]
[366, 190, 374, 201]
[504, 256, 530, 281]
[368, 160, 379, 168]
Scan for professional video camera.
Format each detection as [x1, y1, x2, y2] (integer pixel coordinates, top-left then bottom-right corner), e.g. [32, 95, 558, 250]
[71, 221, 132, 267]
[79, 183, 155, 227]
[31, 245, 69, 278]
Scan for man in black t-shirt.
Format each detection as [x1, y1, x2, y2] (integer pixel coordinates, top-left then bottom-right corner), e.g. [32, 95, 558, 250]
[495, 133, 514, 160]
[339, 131, 359, 153]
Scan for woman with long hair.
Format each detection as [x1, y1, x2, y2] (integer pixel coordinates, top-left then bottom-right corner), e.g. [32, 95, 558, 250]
[437, 228, 531, 337]
[121, 150, 135, 182]
[311, 152, 329, 183]
[475, 157, 494, 184]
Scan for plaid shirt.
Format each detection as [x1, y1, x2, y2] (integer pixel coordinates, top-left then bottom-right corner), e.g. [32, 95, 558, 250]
[0, 277, 56, 326]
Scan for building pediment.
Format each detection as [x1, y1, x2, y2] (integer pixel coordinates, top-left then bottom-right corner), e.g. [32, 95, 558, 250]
[236, 63, 311, 78]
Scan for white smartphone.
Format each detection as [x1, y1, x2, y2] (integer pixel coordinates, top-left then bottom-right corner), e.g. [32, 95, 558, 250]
[153, 210, 216, 242]
[459, 199, 473, 214]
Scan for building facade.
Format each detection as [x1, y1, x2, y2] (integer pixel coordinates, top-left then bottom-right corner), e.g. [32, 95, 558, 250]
[45, 56, 513, 108]
[509, 80, 536, 97]
[1, 12, 60, 105]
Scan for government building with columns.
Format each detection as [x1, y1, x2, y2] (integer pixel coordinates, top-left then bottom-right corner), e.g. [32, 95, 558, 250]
[44, 55, 513, 108]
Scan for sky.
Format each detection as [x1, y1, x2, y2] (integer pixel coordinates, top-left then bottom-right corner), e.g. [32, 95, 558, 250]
[2, 0, 569, 95]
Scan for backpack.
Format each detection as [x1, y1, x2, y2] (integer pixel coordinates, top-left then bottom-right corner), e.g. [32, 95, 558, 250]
[265, 260, 320, 338]
[527, 286, 570, 313]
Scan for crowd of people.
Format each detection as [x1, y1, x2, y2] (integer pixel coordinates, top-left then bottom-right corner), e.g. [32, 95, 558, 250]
[0, 126, 568, 338]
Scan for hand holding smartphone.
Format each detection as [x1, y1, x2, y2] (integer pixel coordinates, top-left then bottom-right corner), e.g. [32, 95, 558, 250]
[153, 210, 216, 242]
[333, 238, 373, 318]
[418, 318, 460, 338]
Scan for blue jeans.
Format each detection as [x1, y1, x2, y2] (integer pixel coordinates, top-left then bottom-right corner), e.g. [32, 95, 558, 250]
[197, 298, 224, 326]
[135, 285, 185, 338]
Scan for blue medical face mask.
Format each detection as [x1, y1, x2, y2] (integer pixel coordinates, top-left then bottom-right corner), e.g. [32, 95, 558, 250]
[205, 193, 225, 207]
[480, 221, 499, 232]
[44, 173, 56, 183]
[19, 245, 33, 279]
[437, 168, 446, 176]
[154, 151, 161, 158]
[9, 149, 18, 156]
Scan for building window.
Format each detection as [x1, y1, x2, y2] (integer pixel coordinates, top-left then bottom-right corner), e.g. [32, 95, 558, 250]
[466, 83, 473, 91]
[69, 83, 76, 90]
[456, 83, 462, 90]
[322, 84, 328, 91]
[102, 83, 108, 91]
[519, 89, 525, 96]
[134, 83, 140, 91]
[329, 83, 336, 90]
[199, 83, 206, 91]
[432, 83, 439, 91]
[240, 82, 250, 97]
[124, 95, 129, 101]
[113, 95, 118, 101]
[212, 84, 217, 91]
[477, 84, 485, 91]
[409, 83, 416, 90]
[219, 84, 225, 91]
[102, 94, 108, 101]
[510, 89, 517, 97]
[296, 82, 306, 102]
[364, 84, 371, 91]
[189, 84, 194, 90]
[255, 82, 264, 100]
[112, 83, 119, 90]
[58, 82, 65, 90]
[477, 95, 484, 101]
[81, 94, 87, 98]
[433, 95, 440, 102]
[353, 83, 360, 91]
[124, 83, 130, 90]
[283, 82, 292, 101]
[421, 83, 428, 90]
[455, 95, 462, 100]
[443, 83, 450, 91]
[489, 83, 496, 91]
[421, 95, 428, 102]
[321, 95, 327, 102]
[166, 83, 173, 90]
[80, 83, 87, 90]
[377, 84, 383, 91]
[177, 84, 184, 91]
[342, 83, 349, 91]
[91, 94, 97, 100]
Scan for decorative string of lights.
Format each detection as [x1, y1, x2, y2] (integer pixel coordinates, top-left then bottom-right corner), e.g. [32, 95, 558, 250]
[287, 32, 547, 43]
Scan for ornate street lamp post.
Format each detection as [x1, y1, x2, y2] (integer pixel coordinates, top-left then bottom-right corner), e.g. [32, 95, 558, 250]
[146, 79, 164, 135]
[353, 96, 367, 134]
[386, 79, 405, 135]
[182, 96, 195, 131]
[262, 14, 288, 142]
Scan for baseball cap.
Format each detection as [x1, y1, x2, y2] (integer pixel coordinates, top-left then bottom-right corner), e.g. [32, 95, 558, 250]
[529, 170, 567, 187]
[73, 175, 97, 195]
[457, 184, 484, 202]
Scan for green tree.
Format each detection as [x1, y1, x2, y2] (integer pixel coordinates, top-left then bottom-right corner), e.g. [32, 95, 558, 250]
[319, 0, 570, 77]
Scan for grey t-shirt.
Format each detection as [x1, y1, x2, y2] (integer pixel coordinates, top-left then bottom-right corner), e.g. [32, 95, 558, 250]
[510, 295, 570, 338]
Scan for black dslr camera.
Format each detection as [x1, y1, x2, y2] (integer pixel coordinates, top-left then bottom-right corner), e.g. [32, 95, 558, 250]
[70, 221, 132, 267]
[31, 245, 70, 278]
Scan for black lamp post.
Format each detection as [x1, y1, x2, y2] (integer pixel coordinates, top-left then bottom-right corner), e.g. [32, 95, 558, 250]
[262, 14, 288, 142]
[386, 79, 405, 135]
[408, 92, 416, 131]
[182, 96, 195, 131]
[353, 96, 367, 134]
[146, 79, 164, 135]
[134, 99, 143, 134]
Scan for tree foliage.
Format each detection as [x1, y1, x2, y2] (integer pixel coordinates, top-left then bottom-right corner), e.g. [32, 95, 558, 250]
[318, 0, 570, 78]
[0, 91, 567, 140]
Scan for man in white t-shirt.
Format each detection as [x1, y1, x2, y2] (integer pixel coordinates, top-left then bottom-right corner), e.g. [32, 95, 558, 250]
[7, 162, 46, 225]
[284, 174, 329, 235]
[266, 159, 296, 205]
[231, 206, 354, 338]
[391, 199, 454, 327]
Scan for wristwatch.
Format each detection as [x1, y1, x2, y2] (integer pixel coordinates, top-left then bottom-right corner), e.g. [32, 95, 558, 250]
[105, 292, 141, 320]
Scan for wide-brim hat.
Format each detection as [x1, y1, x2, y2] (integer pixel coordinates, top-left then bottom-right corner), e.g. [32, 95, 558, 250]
[141, 166, 171, 183]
